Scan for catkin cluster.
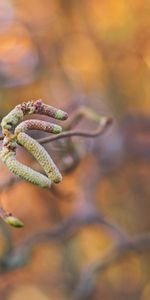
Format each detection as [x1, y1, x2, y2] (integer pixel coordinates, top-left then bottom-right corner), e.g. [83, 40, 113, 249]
[0, 100, 68, 188]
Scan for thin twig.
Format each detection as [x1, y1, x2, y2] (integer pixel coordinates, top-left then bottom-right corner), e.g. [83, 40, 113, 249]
[37, 117, 113, 145]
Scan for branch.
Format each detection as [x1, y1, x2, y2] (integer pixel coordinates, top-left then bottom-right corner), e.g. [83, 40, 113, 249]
[37, 117, 113, 145]
[0, 211, 126, 272]
[0, 220, 12, 255]
[72, 232, 150, 300]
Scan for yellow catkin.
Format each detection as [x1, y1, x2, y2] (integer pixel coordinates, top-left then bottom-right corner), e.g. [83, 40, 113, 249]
[17, 132, 62, 184]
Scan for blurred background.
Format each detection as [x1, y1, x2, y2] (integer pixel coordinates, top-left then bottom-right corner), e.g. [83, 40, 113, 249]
[0, 0, 150, 299]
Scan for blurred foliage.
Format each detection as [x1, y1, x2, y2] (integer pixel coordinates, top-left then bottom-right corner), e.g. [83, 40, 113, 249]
[0, 0, 150, 300]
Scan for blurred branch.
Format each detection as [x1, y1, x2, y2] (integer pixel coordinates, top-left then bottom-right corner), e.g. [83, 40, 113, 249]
[0, 210, 127, 273]
[72, 232, 150, 300]
[0, 213, 150, 300]
[0, 219, 12, 256]
[0, 175, 21, 190]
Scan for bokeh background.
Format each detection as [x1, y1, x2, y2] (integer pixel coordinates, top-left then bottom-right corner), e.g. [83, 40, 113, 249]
[0, 1, 150, 299]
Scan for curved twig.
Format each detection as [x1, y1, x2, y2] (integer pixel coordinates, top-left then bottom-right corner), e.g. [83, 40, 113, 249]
[37, 117, 113, 145]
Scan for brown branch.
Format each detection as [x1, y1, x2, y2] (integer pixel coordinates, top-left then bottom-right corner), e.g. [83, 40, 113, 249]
[18, 212, 127, 251]
[37, 117, 113, 145]
[72, 232, 150, 300]
[0, 211, 126, 272]
[64, 106, 109, 130]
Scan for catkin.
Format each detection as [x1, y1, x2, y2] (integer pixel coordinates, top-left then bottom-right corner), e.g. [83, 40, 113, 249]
[0, 100, 68, 227]
[15, 120, 62, 135]
[0, 148, 51, 188]
[0, 100, 67, 188]
[17, 132, 62, 184]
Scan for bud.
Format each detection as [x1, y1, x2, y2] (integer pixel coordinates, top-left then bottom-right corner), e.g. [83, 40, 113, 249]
[5, 215, 24, 228]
